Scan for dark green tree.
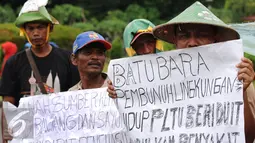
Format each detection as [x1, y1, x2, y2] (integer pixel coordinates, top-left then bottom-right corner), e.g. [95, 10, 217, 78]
[0, 5, 16, 23]
[110, 37, 125, 59]
[51, 4, 87, 25]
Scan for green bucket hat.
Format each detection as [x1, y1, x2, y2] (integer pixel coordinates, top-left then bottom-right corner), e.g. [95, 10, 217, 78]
[123, 19, 164, 57]
[15, 0, 59, 28]
[153, 1, 240, 44]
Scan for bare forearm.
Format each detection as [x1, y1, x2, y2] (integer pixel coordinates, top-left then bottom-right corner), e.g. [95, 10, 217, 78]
[243, 84, 255, 142]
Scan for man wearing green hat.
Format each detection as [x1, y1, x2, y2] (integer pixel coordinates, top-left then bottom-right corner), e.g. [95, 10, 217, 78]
[153, 1, 255, 142]
[0, 1, 80, 141]
[123, 19, 164, 57]
[0, 0, 79, 105]
[1, 0, 80, 141]
[108, 19, 164, 97]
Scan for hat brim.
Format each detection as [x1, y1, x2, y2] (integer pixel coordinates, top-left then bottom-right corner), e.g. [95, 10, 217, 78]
[77, 39, 112, 52]
[153, 22, 240, 44]
[50, 15, 59, 25]
[15, 13, 59, 27]
[130, 32, 153, 45]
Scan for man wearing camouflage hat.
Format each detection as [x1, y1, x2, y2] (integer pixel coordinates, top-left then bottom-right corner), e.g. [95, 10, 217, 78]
[153, 1, 255, 142]
[108, 19, 164, 97]
[123, 19, 164, 56]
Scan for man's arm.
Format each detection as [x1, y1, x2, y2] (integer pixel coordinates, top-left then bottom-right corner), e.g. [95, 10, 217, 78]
[2, 96, 15, 142]
[243, 83, 255, 143]
[0, 55, 18, 142]
[235, 57, 255, 142]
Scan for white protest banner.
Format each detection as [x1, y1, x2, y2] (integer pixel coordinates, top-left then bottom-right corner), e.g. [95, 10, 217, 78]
[3, 87, 126, 143]
[107, 39, 245, 143]
[230, 22, 255, 56]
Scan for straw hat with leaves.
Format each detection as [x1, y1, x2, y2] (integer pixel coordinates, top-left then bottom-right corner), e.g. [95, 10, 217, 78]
[153, 1, 240, 44]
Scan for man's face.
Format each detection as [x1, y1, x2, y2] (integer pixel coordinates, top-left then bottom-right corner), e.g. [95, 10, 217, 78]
[174, 24, 216, 49]
[73, 44, 106, 75]
[132, 34, 156, 55]
[24, 22, 48, 47]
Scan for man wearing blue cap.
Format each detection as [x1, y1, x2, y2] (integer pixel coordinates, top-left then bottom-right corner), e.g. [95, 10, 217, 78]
[69, 31, 111, 90]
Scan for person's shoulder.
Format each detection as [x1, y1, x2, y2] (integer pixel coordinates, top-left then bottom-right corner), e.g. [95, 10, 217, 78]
[53, 47, 72, 57]
[68, 81, 82, 91]
[6, 50, 26, 63]
[11, 50, 26, 57]
[53, 47, 72, 54]
[3, 50, 26, 71]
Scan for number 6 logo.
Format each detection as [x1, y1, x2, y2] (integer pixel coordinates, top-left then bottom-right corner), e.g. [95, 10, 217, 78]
[8, 110, 29, 137]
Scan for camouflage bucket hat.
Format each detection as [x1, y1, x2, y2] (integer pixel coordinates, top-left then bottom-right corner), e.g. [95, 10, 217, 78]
[15, 0, 59, 28]
[153, 1, 240, 44]
[123, 19, 164, 57]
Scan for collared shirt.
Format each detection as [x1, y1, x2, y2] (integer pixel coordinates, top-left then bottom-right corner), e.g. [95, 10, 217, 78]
[68, 73, 108, 91]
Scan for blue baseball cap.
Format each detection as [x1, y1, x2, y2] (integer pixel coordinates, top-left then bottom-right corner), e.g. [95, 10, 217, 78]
[72, 31, 112, 54]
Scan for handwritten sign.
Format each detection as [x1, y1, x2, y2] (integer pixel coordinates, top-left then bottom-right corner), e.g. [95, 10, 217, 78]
[107, 39, 245, 143]
[3, 87, 126, 143]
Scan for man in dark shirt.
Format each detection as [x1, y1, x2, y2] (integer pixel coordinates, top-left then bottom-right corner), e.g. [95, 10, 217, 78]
[0, 1, 79, 106]
[1, 1, 80, 142]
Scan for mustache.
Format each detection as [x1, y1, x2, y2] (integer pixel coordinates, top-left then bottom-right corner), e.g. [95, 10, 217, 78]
[88, 61, 101, 66]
